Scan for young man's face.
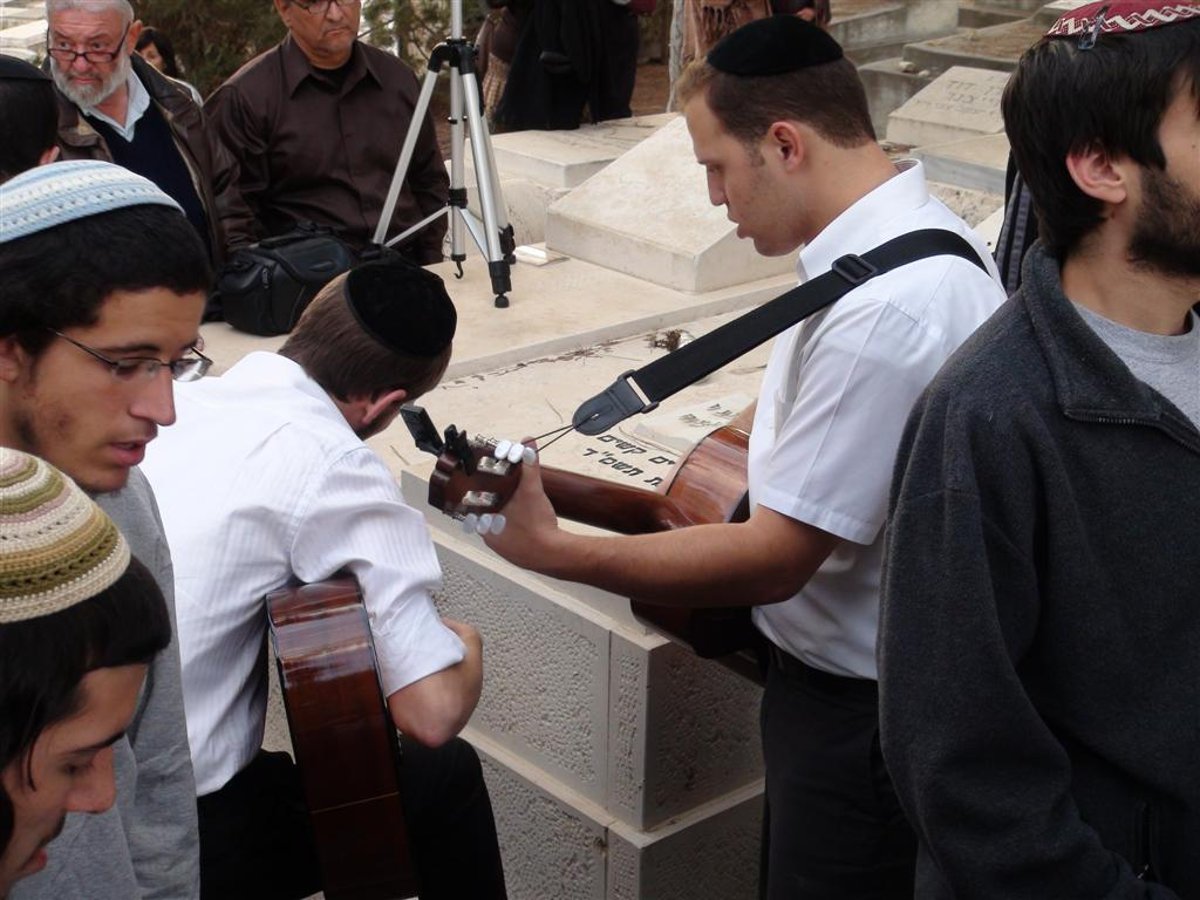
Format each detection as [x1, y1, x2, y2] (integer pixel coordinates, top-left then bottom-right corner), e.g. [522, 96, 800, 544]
[1128, 83, 1200, 278]
[0, 287, 206, 494]
[0, 664, 146, 896]
[684, 93, 807, 258]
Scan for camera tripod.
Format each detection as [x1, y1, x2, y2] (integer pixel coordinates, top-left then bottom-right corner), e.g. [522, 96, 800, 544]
[373, 1, 516, 307]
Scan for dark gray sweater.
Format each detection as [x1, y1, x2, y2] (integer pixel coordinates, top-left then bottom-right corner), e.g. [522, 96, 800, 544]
[879, 244, 1200, 899]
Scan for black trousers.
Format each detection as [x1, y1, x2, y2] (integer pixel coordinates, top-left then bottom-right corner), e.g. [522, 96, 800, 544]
[759, 647, 916, 900]
[197, 738, 507, 900]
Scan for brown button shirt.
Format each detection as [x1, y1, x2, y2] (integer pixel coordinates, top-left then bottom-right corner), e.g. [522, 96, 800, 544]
[206, 36, 448, 263]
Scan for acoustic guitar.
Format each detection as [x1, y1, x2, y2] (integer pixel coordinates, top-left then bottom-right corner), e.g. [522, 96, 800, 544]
[420, 417, 765, 683]
[267, 576, 421, 899]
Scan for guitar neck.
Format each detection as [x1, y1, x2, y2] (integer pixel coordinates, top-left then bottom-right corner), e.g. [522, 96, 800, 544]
[539, 466, 692, 536]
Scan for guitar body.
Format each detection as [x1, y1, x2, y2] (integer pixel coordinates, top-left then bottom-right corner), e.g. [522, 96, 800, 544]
[629, 426, 762, 664]
[267, 576, 420, 900]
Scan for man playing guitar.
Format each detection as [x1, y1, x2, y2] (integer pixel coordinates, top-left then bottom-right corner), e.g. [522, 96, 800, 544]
[482, 17, 1006, 899]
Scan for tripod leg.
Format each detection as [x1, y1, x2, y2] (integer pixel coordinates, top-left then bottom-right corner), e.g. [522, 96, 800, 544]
[374, 63, 443, 246]
[447, 55, 468, 270]
[473, 104, 515, 261]
[459, 69, 512, 306]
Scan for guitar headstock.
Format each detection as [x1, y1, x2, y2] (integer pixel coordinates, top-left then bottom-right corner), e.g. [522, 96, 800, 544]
[402, 405, 523, 522]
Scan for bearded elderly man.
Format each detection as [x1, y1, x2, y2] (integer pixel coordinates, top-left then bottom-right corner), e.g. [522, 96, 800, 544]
[206, 0, 449, 262]
[45, 0, 253, 263]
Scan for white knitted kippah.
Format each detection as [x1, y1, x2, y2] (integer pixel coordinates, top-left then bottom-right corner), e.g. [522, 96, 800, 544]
[0, 159, 183, 244]
[0, 448, 131, 624]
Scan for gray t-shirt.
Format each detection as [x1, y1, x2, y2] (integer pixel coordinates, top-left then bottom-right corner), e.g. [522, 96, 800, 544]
[1074, 303, 1200, 428]
[12, 468, 200, 900]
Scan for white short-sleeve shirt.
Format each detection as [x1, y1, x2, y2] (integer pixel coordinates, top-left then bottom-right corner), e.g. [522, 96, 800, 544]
[749, 160, 1006, 679]
[141, 352, 465, 795]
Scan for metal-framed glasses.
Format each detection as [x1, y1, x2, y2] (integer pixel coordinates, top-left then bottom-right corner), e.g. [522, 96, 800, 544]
[50, 330, 213, 383]
[46, 22, 131, 64]
[290, 0, 359, 14]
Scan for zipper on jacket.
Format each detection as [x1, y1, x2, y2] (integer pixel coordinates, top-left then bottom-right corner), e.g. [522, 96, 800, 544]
[1067, 410, 1200, 455]
[1132, 801, 1158, 882]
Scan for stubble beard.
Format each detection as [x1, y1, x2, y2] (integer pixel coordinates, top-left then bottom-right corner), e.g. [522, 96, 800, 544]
[1128, 166, 1200, 279]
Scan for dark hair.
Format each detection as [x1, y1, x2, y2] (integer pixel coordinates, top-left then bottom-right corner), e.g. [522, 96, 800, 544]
[0, 78, 58, 184]
[279, 273, 451, 403]
[676, 56, 876, 149]
[135, 27, 180, 79]
[1002, 21, 1200, 258]
[0, 556, 170, 851]
[0, 204, 212, 358]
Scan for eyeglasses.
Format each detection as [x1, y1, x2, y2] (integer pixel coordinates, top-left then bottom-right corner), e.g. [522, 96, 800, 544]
[50, 330, 213, 383]
[290, 0, 359, 14]
[46, 22, 131, 64]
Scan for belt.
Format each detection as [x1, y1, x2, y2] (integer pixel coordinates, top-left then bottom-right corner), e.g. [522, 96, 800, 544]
[765, 642, 877, 698]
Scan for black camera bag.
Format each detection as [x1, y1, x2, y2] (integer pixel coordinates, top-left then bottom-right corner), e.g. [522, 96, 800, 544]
[217, 224, 359, 337]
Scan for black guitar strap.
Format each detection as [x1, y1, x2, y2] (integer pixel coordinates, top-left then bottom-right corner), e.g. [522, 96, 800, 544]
[572, 228, 988, 435]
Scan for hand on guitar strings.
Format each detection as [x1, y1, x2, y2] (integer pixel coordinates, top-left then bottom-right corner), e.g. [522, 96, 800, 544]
[479, 438, 565, 572]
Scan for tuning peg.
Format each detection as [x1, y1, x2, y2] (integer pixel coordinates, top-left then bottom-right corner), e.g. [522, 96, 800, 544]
[461, 512, 507, 536]
[494, 440, 536, 465]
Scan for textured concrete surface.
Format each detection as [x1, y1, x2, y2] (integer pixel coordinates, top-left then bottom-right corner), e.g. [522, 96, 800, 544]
[886, 66, 1009, 147]
[916, 132, 1010, 195]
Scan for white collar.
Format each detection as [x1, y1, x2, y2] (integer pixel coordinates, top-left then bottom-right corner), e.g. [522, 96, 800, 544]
[796, 159, 929, 281]
[82, 66, 150, 142]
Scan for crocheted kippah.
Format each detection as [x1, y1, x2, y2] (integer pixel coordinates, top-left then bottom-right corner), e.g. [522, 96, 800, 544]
[707, 14, 843, 76]
[0, 54, 50, 81]
[345, 258, 457, 358]
[1047, 0, 1200, 37]
[0, 159, 182, 245]
[0, 449, 130, 624]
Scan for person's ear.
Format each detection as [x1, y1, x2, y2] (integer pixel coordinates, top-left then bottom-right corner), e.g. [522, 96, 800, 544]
[128, 20, 143, 52]
[38, 145, 61, 167]
[0, 336, 29, 384]
[361, 388, 409, 431]
[1065, 143, 1130, 207]
[765, 120, 806, 172]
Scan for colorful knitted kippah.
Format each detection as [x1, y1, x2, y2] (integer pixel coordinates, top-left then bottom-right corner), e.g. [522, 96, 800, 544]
[0, 449, 130, 624]
[0, 159, 182, 245]
[1046, 0, 1200, 37]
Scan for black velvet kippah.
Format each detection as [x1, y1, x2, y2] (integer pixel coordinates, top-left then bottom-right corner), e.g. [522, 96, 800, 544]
[345, 259, 457, 358]
[707, 15, 843, 76]
[0, 54, 50, 81]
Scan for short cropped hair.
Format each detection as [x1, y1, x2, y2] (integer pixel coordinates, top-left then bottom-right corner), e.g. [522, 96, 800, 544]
[279, 273, 452, 403]
[0, 77, 57, 184]
[676, 57, 876, 150]
[0, 557, 170, 851]
[1003, 20, 1200, 257]
[45, 0, 134, 24]
[0, 205, 212, 358]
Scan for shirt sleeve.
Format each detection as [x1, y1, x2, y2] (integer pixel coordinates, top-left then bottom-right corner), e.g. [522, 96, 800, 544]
[205, 82, 270, 240]
[878, 407, 1181, 899]
[757, 294, 960, 545]
[289, 448, 465, 697]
